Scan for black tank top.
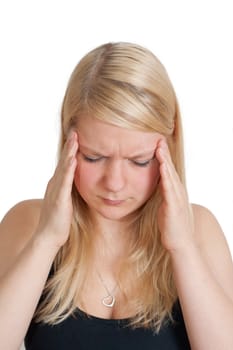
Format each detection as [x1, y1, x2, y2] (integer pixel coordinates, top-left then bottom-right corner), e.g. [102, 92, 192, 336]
[24, 301, 191, 349]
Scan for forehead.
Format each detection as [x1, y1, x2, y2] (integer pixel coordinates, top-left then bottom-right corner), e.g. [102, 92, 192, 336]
[77, 117, 163, 155]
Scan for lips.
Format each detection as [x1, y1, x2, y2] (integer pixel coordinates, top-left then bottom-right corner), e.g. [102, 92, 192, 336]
[102, 198, 125, 206]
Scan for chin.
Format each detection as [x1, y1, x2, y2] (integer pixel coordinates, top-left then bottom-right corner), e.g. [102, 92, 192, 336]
[92, 207, 136, 222]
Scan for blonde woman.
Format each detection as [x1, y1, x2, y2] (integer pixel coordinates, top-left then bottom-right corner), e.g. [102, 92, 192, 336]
[1, 42, 233, 350]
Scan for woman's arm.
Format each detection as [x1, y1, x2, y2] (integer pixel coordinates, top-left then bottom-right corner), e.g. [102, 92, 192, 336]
[0, 205, 59, 350]
[171, 205, 233, 350]
[156, 139, 233, 350]
[0, 131, 78, 350]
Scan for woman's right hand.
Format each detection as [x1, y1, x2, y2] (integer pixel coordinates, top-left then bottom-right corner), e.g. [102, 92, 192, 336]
[35, 131, 78, 249]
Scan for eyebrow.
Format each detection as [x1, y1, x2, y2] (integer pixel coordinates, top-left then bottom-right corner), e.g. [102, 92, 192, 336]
[79, 145, 155, 158]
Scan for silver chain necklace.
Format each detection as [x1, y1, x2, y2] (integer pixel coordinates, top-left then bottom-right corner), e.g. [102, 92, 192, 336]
[97, 272, 118, 308]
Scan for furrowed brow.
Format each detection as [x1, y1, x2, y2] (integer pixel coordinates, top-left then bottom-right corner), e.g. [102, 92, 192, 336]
[79, 145, 155, 158]
[129, 150, 155, 159]
[79, 145, 105, 156]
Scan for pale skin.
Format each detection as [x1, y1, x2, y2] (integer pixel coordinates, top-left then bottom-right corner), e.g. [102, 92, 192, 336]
[0, 117, 233, 349]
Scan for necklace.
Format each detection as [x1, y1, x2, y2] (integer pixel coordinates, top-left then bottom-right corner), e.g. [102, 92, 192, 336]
[97, 272, 118, 308]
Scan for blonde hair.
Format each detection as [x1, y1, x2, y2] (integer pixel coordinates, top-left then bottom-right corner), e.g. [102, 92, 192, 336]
[35, 42, 186, 332]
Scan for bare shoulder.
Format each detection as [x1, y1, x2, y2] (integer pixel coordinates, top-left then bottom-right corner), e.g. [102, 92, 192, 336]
[0, 199, 43, 275]
[191, 203, 233, 299]
[191, 203, 230, 250]
[192, 203, 223, 235]
[0, 199, 43, 230]
[191, 203, 228, 243]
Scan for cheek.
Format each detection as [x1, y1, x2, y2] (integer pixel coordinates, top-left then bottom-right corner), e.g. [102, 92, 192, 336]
[135, 166, 160, 193]
[74, 162, 97, 192]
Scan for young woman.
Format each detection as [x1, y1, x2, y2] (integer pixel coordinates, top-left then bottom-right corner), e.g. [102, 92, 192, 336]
[1, 42, 233, 350]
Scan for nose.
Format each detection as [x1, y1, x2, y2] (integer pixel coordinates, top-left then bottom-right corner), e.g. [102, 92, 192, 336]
[103, 160, 126, 193]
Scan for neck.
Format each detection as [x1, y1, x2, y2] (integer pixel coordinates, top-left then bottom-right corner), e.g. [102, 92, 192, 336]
[89, 217, 131, 267]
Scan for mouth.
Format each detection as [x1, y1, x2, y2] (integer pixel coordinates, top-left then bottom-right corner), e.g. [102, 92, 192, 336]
[102, 198, 125, 206]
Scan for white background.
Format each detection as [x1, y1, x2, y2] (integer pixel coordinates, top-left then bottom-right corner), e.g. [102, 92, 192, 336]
[0, 0, 232, 249]
[0, 2, 232, 347]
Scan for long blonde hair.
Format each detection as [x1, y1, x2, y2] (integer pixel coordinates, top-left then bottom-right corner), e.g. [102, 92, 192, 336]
[35, 42, 186, 332]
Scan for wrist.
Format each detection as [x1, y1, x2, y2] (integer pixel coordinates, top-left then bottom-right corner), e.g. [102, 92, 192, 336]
[32, 230, 62, 256]
[168, 239, 200, 259]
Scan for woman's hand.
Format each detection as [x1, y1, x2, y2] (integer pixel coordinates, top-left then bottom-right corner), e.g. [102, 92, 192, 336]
[156, 139, 195, 252]
[35, 131, 78, 249]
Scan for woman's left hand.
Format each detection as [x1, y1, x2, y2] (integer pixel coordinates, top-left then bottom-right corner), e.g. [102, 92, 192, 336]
[156, 139, 196, 252]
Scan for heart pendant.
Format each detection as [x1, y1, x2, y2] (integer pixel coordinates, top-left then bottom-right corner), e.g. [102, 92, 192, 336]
[102, 295, 115, 308]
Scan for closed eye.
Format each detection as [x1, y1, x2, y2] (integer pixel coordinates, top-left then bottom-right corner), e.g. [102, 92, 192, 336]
[132, 159, 153, 167]
[82, 154, 155, 166]
[82, 155, 103, 162]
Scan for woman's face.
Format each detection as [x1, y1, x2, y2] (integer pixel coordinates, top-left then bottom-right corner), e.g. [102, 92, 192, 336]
[74, 117, 163, 222]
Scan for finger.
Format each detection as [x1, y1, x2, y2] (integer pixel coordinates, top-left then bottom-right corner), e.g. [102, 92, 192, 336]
[156, 139, 181, 185]
[51, 132, 78, 198]
[58, 133, 79, 195]
[55, 131, 77, 176]
[159, 162, 175, 205]
[62, 140, 78, 191]
[156, 140, 176, 173]
[156, 141, 183, 205]
[61, 131, 77, 165]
